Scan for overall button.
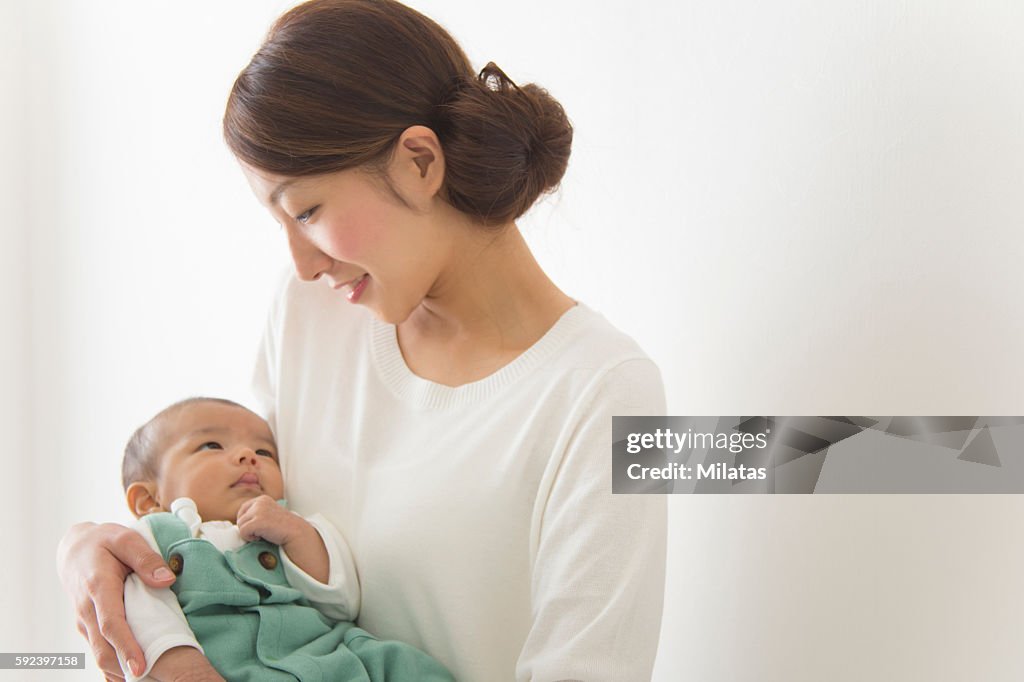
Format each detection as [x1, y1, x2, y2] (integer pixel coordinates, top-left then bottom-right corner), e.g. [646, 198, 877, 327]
[168, 554, 184, 575]
[258, 551, 278, 570]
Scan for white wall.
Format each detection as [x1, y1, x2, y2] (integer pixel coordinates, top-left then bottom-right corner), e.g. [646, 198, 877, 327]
[4, 1, 1024, 680]
[0, 0, 32, 657]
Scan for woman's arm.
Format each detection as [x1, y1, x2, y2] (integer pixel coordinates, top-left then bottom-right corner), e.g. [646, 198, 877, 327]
[56, 522, 176, 679]
[517, 359, 668, 682]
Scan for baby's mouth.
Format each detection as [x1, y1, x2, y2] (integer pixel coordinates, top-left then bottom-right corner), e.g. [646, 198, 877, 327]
[233, 472, 261, 488]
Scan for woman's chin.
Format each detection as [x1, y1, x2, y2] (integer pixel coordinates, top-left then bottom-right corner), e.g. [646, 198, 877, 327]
[370, 299, 417, 326]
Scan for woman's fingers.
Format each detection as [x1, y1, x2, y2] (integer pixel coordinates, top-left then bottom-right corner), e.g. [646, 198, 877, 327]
[57, 522, 172, 678]
[95, 526, 176, 676]
[93, 579, 145, 677]
[79, 600, 126, 680]
[105, 524, 176, 588]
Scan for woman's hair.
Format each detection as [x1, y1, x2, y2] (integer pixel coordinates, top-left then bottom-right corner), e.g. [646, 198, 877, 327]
[223, 0, 572, 227]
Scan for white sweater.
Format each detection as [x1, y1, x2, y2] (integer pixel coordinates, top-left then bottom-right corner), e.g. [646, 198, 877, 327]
[252, 273, 667, 682]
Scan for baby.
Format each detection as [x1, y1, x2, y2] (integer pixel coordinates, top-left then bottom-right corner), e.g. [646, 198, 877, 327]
[119, 396, 453, 682]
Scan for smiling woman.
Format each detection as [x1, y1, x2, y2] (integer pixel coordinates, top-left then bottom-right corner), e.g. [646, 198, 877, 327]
[240, 159, 455, 324]
[240, 142, 563, 338]
[31, 0, 1024, 679]
[56, 1, 667, 680]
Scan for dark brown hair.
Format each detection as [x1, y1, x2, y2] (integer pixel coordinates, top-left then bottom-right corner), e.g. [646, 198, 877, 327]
[223, 0, 572, 226]
[121, 397, 257, 491]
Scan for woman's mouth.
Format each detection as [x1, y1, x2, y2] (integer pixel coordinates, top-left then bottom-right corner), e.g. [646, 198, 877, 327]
[344, 274, 370, 303]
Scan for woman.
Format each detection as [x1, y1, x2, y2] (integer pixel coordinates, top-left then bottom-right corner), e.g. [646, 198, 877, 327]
[57, 1, 667, 680]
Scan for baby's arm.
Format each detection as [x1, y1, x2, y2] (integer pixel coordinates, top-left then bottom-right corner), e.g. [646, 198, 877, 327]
[148, 647, 224, 682]
[236, 495, 328, 582]
[124, 521, 223, 682]
[236, 496, 360, 621]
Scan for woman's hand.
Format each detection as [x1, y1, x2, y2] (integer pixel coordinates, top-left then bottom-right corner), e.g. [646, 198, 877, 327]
[56, 522, 176, 680]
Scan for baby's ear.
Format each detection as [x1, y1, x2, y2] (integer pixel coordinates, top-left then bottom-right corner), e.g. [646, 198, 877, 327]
[126, 481, 163, 518]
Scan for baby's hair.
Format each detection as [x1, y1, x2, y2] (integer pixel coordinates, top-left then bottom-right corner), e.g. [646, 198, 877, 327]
[121, 397, 254, 491]
[223, 0, 572, 227]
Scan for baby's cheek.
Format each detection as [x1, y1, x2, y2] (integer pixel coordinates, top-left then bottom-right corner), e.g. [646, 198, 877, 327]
[266, 480, 286, 501]
[263, 467, 286, 500]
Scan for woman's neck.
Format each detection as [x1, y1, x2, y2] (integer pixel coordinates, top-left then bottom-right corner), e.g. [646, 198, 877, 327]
[400, 218, 574, 353]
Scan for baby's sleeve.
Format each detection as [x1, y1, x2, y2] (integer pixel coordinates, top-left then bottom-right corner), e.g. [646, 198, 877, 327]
[120, 519, 203, 682]
[279, 512, 361, 621]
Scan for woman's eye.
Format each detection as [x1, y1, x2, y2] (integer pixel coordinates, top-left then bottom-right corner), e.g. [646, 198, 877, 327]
[198, 442, 223, 451]
[295, 207, 318, 224]
[255, 449, 275, 458]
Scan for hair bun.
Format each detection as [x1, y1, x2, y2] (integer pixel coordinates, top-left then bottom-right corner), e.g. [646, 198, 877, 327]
[224, 0, 574, 228]
[437, 62, 573, 226]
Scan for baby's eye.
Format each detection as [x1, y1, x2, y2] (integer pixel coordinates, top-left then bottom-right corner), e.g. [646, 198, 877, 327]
[198, 442, 223, 451]
[295, 206, 318, 224]
[255, 449, 275, 458]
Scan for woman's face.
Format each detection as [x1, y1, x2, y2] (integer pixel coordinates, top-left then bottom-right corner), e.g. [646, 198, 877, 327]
[241, 163, 445, 324]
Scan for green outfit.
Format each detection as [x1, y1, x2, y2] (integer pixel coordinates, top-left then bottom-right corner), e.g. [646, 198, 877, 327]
[145, 512, 453, 682]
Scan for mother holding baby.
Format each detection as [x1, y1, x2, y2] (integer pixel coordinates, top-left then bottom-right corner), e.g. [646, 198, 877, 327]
[57, 1, 666, 680]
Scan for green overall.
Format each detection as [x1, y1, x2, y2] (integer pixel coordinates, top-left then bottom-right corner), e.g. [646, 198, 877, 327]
[146, 512, 454, 682]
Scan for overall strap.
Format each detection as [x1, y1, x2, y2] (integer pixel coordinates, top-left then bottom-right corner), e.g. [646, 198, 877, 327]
[144, 512, 193, 557]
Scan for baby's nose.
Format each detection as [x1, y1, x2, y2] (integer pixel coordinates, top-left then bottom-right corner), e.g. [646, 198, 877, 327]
[237, 449, 258, 465]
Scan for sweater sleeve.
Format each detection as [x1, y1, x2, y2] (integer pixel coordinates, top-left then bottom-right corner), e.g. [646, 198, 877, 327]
[516, 358, 668, 682]
[120, 519, 203, 682]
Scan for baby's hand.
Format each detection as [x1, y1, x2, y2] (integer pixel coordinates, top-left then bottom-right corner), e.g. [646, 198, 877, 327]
[236, 495, 308, 546]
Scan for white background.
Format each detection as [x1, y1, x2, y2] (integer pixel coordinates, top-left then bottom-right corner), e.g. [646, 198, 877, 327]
[3, 1, 1024, 680]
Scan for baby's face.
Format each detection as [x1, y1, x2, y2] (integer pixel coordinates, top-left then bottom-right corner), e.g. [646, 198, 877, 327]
[152, 401, 284, 522]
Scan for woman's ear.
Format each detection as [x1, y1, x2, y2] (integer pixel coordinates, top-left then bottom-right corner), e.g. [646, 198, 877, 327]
[389, 125, 445, 210]
[126, 481, 164, 519]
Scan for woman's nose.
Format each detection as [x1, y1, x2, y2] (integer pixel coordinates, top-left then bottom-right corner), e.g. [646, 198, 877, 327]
[285, 224, 332, 282]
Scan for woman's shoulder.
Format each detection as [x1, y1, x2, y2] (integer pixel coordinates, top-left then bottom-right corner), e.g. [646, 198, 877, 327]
[552, 302, 659, 370]
[534, 302, 665, 412]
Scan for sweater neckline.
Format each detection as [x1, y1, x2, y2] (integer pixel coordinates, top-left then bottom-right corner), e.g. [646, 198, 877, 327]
[370, 303, 588, 410]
